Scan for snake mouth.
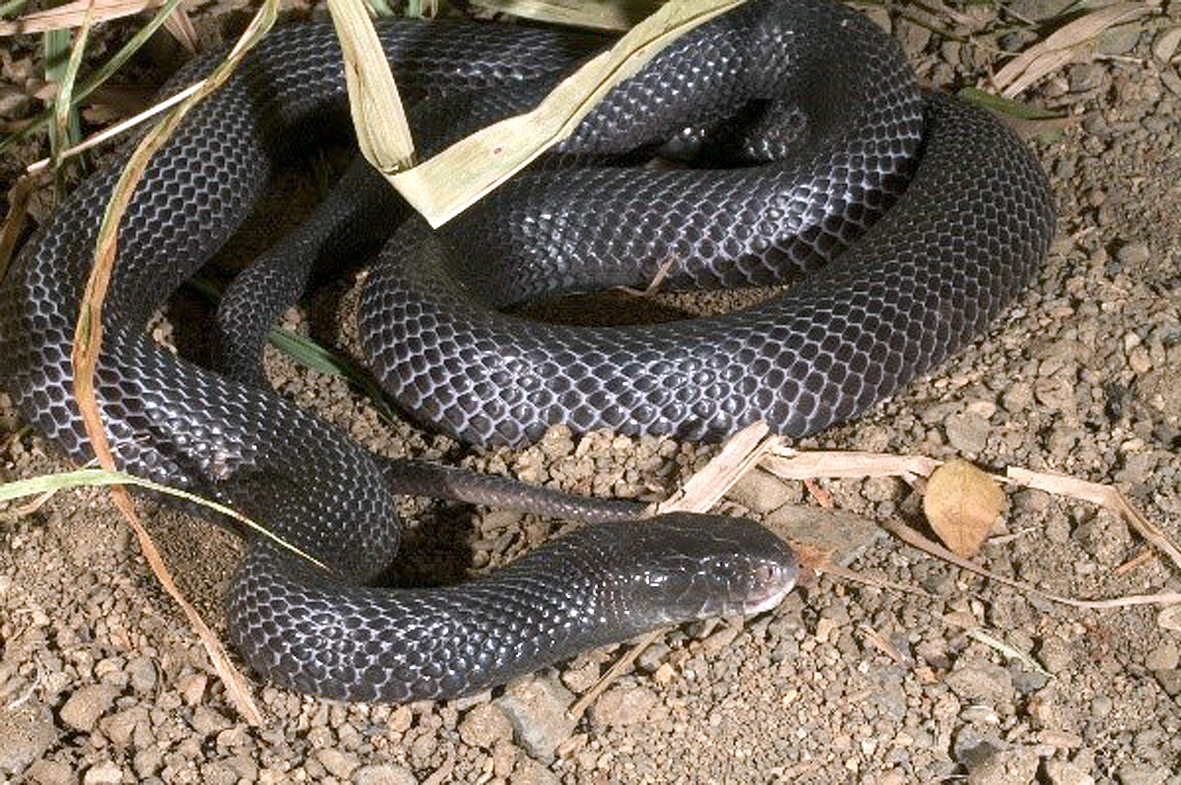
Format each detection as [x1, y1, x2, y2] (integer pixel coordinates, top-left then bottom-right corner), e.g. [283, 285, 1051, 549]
[740, 560, 799, 616]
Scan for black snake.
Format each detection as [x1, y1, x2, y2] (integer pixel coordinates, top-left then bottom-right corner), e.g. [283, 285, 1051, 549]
[0, 0, 1053, 702]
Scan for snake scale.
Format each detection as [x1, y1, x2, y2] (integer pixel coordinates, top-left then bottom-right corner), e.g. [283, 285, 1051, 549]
[0, 0, 1052, 701]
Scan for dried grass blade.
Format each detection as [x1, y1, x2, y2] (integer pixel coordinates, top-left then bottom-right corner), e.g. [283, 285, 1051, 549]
[470, 0, 660, 31]
[49, 0, 94, 174]
[389, 0, 743, 227]
[880, 518, 1181, 610]
[992, 2, 1153, 97]
[25, 81, 202, 174]
[69, 0, 282, 724]
[327, 0, 414, 173]
[0, 0, 158, 35]
[1006, 466, 1181, 572]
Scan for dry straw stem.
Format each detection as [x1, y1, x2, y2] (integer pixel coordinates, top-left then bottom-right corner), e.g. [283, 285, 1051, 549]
[966, 628, 1049, 676]
[0, 0, 196, 47]
[68, 0, 284, 725]
[471, 0, 661, 31]
[991, 2, 1155, 97]
[25, 82, 204, 175]
[326, 0, 414, 175]
[0, 0, 160, 35]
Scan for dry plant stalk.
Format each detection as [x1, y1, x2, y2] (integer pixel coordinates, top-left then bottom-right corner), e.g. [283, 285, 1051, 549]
[470, 0, 661, 31]
[991, 3, 1154, 97]
[67, 0, 285, 725]
[326, 0, 415, 174]
[0, 0, 164, 35]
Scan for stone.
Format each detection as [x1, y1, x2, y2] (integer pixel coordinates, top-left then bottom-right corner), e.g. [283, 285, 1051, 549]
[966, 746, 1039, 785]
[81, 760, 124, 785]
[315, 748, 360, 778]
[351, 763, 417, 785]
[590, 684, 658, 728]
[1145, 642, 1179, 671]
[726, 468, 798, 513]
[496, 675, 577, 760]
[0, 699, 56, 775]
[60, 684, 121, 732]
[945, 662, 1014, 705]
[1043, 758, 1095, 785]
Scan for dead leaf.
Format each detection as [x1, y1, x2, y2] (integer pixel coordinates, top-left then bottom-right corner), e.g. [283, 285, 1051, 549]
[922, 459, 1005, 557]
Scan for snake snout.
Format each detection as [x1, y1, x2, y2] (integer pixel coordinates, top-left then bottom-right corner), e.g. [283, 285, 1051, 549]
[687, 540, 798, 620]
[738, 557, 799, 616]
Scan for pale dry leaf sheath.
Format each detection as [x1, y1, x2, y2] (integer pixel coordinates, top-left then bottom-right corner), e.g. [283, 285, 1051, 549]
[327, 0, 414, 173]
[992, 2, 1153, 97]
[469, 0, 661, 31]
[0, 0, 160, 35]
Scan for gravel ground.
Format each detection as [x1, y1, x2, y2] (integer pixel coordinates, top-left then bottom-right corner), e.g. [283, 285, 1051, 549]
[2, 0, 1181, 783]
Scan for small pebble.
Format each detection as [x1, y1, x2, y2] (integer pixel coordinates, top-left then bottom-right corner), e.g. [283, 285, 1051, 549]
[458, 703, 513, 749]
[495, 675, 577, 760]
[60, 684, 121, 732]
[590, 684, 659, 728]
[81, 760, 124, 785]
[315, 748, 360, 778]
[24, 759, 74, 785]
[1044, 758, 1096, 785]
[945, 661, 1014, 705]
[511, 757, 561, 785]
[0, 700, 56, 776]
[1145, 642, 1179, 671]
[965, 746, 1039, 785]
[352, 763, 417, 785]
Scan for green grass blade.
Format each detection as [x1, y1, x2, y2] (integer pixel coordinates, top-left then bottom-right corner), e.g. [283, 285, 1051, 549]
[0, 467, 326, 569]
[0, 0, 188, 158]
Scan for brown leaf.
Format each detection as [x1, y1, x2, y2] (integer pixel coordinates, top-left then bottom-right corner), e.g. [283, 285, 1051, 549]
[922, 459, 1005, 558]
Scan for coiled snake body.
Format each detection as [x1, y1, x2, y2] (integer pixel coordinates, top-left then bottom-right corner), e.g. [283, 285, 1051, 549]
[0, 0, 1052, 701]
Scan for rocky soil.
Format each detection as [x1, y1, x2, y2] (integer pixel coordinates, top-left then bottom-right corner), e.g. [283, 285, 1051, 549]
[2, 0, 1181, 783]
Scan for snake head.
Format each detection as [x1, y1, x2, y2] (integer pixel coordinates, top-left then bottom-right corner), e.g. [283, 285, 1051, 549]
[592, 513, 799, 631]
